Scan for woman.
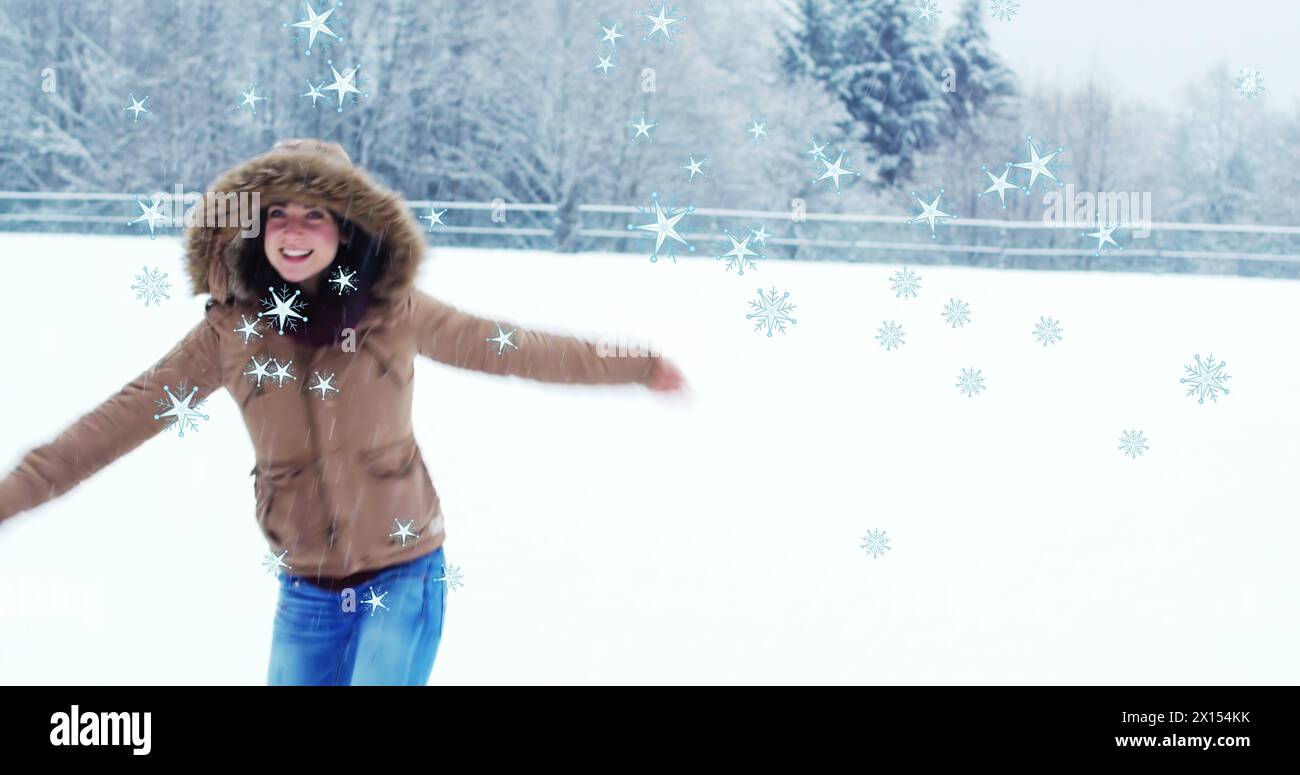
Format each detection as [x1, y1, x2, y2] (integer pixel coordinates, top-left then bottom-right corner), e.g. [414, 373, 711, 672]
[0, 138, 686, 685]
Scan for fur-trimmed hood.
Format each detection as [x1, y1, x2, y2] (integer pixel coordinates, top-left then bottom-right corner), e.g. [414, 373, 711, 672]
[182, 138, 427, 305]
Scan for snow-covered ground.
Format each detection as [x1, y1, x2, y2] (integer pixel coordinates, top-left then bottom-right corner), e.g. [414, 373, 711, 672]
[1, 232, 1297, 685]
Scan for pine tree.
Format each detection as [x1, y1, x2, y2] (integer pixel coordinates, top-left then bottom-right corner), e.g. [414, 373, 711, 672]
[941, 0, 1018, 134]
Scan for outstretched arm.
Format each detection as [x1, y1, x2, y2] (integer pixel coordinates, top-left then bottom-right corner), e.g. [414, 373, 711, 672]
[410, 289, 666, 386]
[0, 318, 224, 522]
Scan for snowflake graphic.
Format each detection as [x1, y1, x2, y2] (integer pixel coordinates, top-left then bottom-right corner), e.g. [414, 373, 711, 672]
[1236, 68, 1265, 99]
[153, 382, 209, 437]
[328, 266, 358, 295]
[990, 0, 1019, 21]
[258, 285, 309, 335]
[237, 83, 267, 115]
[875, 321, 905, 351]
[911, 0, 941, 24]
[1084, 219, 1123, 256]
[122, 93, 149, 122]
[131, 266, 171, 307]
[592, 52, 617, 76]
[245, 356, 275, 388]
[747, 287, 798, 337]
[234, 315, 263, 345]
[627, 191, 694, 263]
[715, 227, 764, 275]
[1012, 134, 1067, 191]
[389, 518, 419, 547]
[889, 267, 922, 299]
[629, 111, 658, 142]
[420, 206, 447, 231]
[812, 148, 860, 195]
[321, 60, 367, 112]
[1032, 316, 1063, 346]
[804, 137, 829, 163]
[283, 0, 346, 57]
[860, 529, 891, 559]
[683, 154, 706, 181]
[745, 116, 769, 143]
[308, 371, 340, 400]
[127, 195, 171, 239]
[263, 550, 292, 576]
[487, 324, 519, 355]
[599, 21, 624, 48]
[300, 80, 327, 108]
[750, 223, 772, 245]
[269, 360, 297, 389]
[955, 367, 986, 397]
[941, 298, 971, 328]
[1119, 428, 1149, 459]
[638, 1, 685, 47]
[908, 189, 956, 239]
[977, 163, 1028, 209]
[360, 586, 389, 616]
[1181, 354, 1231, 404]
[437, 563, 465, 591]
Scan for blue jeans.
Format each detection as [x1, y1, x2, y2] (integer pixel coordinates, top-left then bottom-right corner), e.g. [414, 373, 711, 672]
[267, 546, 447, 685]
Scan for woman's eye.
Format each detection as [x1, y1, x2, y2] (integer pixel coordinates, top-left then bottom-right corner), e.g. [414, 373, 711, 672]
[269, 208, 284, 218]
[307, 211, 323, 219]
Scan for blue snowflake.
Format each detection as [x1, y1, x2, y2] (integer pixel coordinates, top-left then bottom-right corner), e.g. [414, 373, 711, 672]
[889, 267, 922, 299]
[990, 0, 1019, 21]
[911, 0, 941, 24]
[127, 195, 170, 239]
[1119, 428, 1149, 459]
[637, 1, 685, 47]
[747, 287, 797, 337]
[715, 227, 764, 275]
[1011, 135, 1067, 191]
[131, 266, 171, 307]
[283, 1, 346, 57]
[153, 382, 209, 437]
[1181, 354, 1231, 404]
[804, 137, 830, 163]
[1236, 68, 1265, 98]
[860, 529, 891, 559]
[955, 367, 986, 397]
[437, 564, 465, 591]
[977, 163, 1028, 209]
[907, 189, 956, 239]
[876, 321, 905, 351]
[1032, 316, 1063, 346]
[320, 60, 367, 112]
[1084, 219, 1123, 256]
[627, 191, 694, 263]
[941, 298, 971, 328]
[812, 148, 860, 195]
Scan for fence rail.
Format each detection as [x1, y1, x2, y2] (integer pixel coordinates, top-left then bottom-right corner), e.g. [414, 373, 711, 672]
[2, 191, 1297, 279]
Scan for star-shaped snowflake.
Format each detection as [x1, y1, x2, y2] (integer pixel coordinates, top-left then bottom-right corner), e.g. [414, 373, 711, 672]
[153, 382, 209, 437]
[813, 149, 860, 195]
[1012, 135, 1067, 191]
[237, 84, 267, 115]
[978, 163, 1027, 209]
[1119, 429, 1149, 459]
[593, 53, 617, 76]
[269, 359, 297, 388]
[860, 529, 891, 559]
[638, 1, 685, 47]
[437, 564, 465, 591]
[389, 518, 419, 547]
[630, 111, 658, 142]
[683, 154, 706, 181]
[1235, 67, 1265, 98]
[263, 549, 292, 576]
[245, 356, 275, 388]
[876, 321, 905, 351]
[745, 116, 768, 143]
[747, 287, 797, 337]
[258, 286, 309, 335]
[420, 206, 447, 231]
[322, 60, 366, 112]
[131, 266, 171, 307]
[308, 371, 339, 399]
[599, 21, 624, 48]
[328, 266, 358, 295]
[300, 81, 327, 108]
[627, 191, 694, 263]
[487, 324, 519, 355]
[908, 189, 956, 239]
[955, 367, 986, 397]
[715, 228, 764, 275]
[1032, 316, 1063, 346]
[123, 93, 149, 121]
[1084, 219, 1122, 256]
[234, 316, 263, 345]
[128, 195, 170, 239]
[1181, 354, 1231, 404]
[360, 587, 389, 616]
[941, 298, 971, 328]
[889, 267, 922, 299]
[285, 0, 342, 56]
[912, 0, 941, 24]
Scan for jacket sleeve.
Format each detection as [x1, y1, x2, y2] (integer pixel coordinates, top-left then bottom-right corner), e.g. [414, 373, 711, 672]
[0, 317, 225, 522]
[409, 289, 659, 385]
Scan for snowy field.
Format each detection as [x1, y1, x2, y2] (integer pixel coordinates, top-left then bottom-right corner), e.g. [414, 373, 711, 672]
[1, 231, 1297, 685]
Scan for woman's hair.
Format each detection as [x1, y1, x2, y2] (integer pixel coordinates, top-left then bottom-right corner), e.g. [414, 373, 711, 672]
[236, 208, 390, 347]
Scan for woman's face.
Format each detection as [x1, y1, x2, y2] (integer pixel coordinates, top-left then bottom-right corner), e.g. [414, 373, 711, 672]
[263, 201, 342, 286]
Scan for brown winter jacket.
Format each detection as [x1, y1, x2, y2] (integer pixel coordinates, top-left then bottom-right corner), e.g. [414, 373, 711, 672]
[0, 139, 660, 582]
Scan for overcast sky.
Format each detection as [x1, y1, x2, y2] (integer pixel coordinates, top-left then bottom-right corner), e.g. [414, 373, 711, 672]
[968, 0, 1298, 111]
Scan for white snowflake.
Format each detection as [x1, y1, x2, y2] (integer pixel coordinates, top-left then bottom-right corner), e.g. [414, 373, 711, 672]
[153, 382, 209, 437]
[907, 189, 956, 239]
[420, 206, 447, 231]
[263, 549, 292, 576]
[1119, 429, 1149, 459]
[1181, 354, 1231, 404]
[389, 518, 419, 547]
[1235, 68, 1265, 98]
[269, 359, 297, 388]
[258, 285, 309, 335]
[875, 321, 905, 351]
[245, 356, 275, 388]
[322, 60, 366, 112]
[237, 83, 267, 115]
[941, 298, 971, 328]
[300, 81, 327, 108]
[328, 266, 358, 295]
[1084, 219, 1122, 256]
[889, 267, 922, 299]
[128, 195, 170, 239]
[360, 586, 389, 616]
[812, 149, 860, 195]
[627, 191, 694, 263]
[284, 0, 343, 56]
[131, 266, 171, 307]
[860, 529, 891, 559]
[234, 315, 263, 345]
[1032, 316, 1063, 346]
[990, 0, 1019, 21]
[715, 228, 763, 275]
[955, 367, 986, 397]
[122, 93, 149, 121]
[745, 116, 768, 143]
[747, 287, 798, 337]
[487, 324, 519, 355]
[437, 563, 465, 591]
[1012, 134, 1067, 191]
[978, 163, 1027, 209]
[683, 154, 706, 181]
[592, 52, 617, 76]
[638, 1, 685, 47]
[912, 0, 941, 24]
[630, 111, 658, 142]
[599, 21, 624, 48]
[804, 137, 829, 163]
[308, 371, 340, 399]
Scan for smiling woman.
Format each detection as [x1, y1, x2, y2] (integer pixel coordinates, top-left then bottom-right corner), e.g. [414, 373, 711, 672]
[263, 201, 345, 295]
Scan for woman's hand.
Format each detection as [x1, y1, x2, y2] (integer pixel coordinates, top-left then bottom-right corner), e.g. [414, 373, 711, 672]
[647, 357, 687, 393]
